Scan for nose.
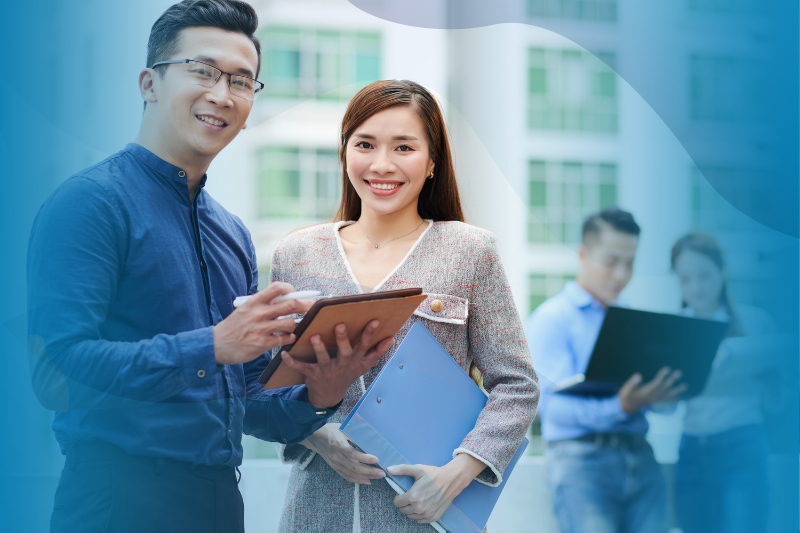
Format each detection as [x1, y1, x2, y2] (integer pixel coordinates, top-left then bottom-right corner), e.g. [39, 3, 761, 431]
[370, 147, 397, 175]
[205, 74, 234, 107]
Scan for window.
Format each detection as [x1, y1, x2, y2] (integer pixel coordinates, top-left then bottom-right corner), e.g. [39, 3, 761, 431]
[527, 160, 618, 244]
[527, 0, 617, 22]
[257, 147, 341, 219]
[690, 165, 767, 232]
[690, 55, 766, 122]
[262, 27, 381, 100]
[528, 48, 618, 132]
[529, 273, 575, 313]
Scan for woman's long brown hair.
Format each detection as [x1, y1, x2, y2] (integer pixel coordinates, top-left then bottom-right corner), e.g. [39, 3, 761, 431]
[671, 232, 744, 338]
[334, 80, 482, 384]
[334, 80, 464, 223]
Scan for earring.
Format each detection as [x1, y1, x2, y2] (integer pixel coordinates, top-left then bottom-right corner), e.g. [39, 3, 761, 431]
[428, 171, 434, 180]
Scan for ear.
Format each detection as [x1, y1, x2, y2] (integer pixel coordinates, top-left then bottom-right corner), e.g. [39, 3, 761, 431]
[577, 243, 587, 262]
[427, 160, 435, 176]
[139, 69, 158, 104]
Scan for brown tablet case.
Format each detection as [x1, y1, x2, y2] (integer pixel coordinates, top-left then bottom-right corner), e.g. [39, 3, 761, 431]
[258, 288, 426, 390]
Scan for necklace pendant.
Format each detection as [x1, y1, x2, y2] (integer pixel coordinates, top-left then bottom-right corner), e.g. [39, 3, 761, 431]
[374, 244, 379, 248]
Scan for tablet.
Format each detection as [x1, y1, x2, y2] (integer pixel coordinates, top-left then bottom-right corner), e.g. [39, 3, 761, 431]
[257, 288, 427, 390]
[553, 306, 728, 397]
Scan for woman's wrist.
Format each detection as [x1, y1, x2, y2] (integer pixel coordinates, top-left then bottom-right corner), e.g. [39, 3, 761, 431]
[440, 453, 487, 498]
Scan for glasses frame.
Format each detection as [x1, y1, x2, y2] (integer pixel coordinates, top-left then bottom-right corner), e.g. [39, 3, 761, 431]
[150, 59, 264, 101]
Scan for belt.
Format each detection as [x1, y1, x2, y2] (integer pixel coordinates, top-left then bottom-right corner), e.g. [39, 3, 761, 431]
[65, 440, 237, 480]
[550, 432, 650, 449]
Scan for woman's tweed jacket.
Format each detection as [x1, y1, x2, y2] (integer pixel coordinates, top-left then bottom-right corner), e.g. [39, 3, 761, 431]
[271, 220, 539, 533]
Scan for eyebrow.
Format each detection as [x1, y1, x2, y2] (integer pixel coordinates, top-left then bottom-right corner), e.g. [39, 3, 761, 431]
[352, 133, 419, 141]
[194, 55, 255, 78]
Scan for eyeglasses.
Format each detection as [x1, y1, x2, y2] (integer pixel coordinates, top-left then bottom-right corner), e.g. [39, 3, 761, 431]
[150, 59, 263, 101]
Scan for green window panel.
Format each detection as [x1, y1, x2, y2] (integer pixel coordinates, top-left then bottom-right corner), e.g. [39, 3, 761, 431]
[258, 147, 341, 220]
[527, 47, 618, 133]
[526, 160, 619, 244]
[529, 273, 576, 314]
[261, 27, 382, 100]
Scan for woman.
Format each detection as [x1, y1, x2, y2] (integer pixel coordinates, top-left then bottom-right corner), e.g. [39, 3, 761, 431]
[671, 232, 776, 533]
[270, 80, 539, 532]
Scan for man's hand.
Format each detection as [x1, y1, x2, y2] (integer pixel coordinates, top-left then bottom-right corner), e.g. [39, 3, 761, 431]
[281, 320, 394, 408]
[213, 282, 312, 365]
[302, 423, 386, 484]
[619, 366, 686, 414]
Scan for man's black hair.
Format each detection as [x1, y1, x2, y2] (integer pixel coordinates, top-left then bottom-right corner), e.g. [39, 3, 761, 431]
[144, 0, 260, 109]
[582, 207, 640, 245]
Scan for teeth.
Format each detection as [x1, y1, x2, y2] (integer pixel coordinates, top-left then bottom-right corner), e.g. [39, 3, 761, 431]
[370, 182, 399, 190]
[198, 115, 225, 127]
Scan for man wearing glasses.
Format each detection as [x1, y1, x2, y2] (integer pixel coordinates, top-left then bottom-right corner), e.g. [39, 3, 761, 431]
[27, 2, 392, 532]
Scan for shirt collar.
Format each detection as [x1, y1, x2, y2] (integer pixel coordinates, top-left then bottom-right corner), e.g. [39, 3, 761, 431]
[563, 281, 623, 310]
[125, 143, 208, 191]
[681, 305, 729, 322]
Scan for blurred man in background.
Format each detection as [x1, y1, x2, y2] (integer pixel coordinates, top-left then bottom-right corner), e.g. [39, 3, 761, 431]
[525, 208, 684, 533]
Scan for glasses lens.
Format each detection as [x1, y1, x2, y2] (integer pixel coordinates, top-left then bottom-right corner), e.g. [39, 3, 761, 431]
[186, 60, 219, 87]
[229, 75, 257, 100]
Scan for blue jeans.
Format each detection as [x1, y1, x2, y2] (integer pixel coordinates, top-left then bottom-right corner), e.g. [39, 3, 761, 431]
[546, 435, 669, 533]
[675, 424, 769, 533]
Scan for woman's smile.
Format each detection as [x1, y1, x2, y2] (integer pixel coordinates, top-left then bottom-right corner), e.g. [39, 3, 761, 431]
[364, 179, 404, 196]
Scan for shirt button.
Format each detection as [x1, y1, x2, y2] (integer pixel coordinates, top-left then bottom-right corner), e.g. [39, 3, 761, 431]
[430, 300, 443, 313]
[197, 369, 206, 378]
[200, 260, 206, 269]
[178, 170, 186, 178]
[228, 430, 232, 437]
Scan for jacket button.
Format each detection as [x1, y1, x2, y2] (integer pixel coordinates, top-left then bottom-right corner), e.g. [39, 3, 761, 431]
[178, 170, 186, 178]
[197, 369, 206, 378]
[430, 300, 443, 313]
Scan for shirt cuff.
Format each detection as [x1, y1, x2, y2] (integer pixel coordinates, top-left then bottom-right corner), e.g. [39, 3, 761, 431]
[176, 327, 218, 386]
[288, 385, 342, 424]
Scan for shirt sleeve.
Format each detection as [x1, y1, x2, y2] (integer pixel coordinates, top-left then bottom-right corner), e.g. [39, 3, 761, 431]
[456, 233, 540, 487]
[524, 306, 630, 434]
[241, 237, 336, 444]
[27, 177, 218, 411]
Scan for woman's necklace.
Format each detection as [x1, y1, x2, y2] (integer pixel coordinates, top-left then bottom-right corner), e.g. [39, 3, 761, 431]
[357, 219, 425, 248]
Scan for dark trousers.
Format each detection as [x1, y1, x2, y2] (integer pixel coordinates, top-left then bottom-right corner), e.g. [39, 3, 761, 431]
[51, 440, 244, 533]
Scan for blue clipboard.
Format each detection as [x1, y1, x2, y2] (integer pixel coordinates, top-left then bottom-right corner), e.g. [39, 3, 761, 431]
[340, 323, 529, 533]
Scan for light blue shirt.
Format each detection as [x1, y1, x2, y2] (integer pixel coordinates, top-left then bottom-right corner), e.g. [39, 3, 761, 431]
[524, 281, 648, 441]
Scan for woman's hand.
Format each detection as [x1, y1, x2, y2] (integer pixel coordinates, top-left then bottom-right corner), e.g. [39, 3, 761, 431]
[388, 454, 486, 524]
[301, 423, 387, 485]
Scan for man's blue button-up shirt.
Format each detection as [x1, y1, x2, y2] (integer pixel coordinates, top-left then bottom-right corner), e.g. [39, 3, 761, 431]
[27, 143, 333, 466]
[524, 281, 648, 441]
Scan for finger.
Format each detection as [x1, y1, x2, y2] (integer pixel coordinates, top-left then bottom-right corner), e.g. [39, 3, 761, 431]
[360, 340, 394, 373]
[619, 372, 642, 397]
[349, 463, 386, 479]
[281, 351, 318, 377]
[333, 324, 354, 357]
[260, 298, 311, 320]
[352, 320, 380, 355]
[640, 367, 672, 394]
[310, 335, 331, 366]
[387, 464, 425, 479]
[261, 317, 298, 336]
[250, 282, 295, 304]
[659, 383, 688, 402]
[261, 333, 296, 350]
[663, 369, 683, 389]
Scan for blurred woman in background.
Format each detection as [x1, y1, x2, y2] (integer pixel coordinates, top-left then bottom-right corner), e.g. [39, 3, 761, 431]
[671, 232, 777, 533]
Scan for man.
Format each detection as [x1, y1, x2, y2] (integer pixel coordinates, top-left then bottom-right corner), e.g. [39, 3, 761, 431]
[26, 2, 392, 532]
[525, 208, 685, 533]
